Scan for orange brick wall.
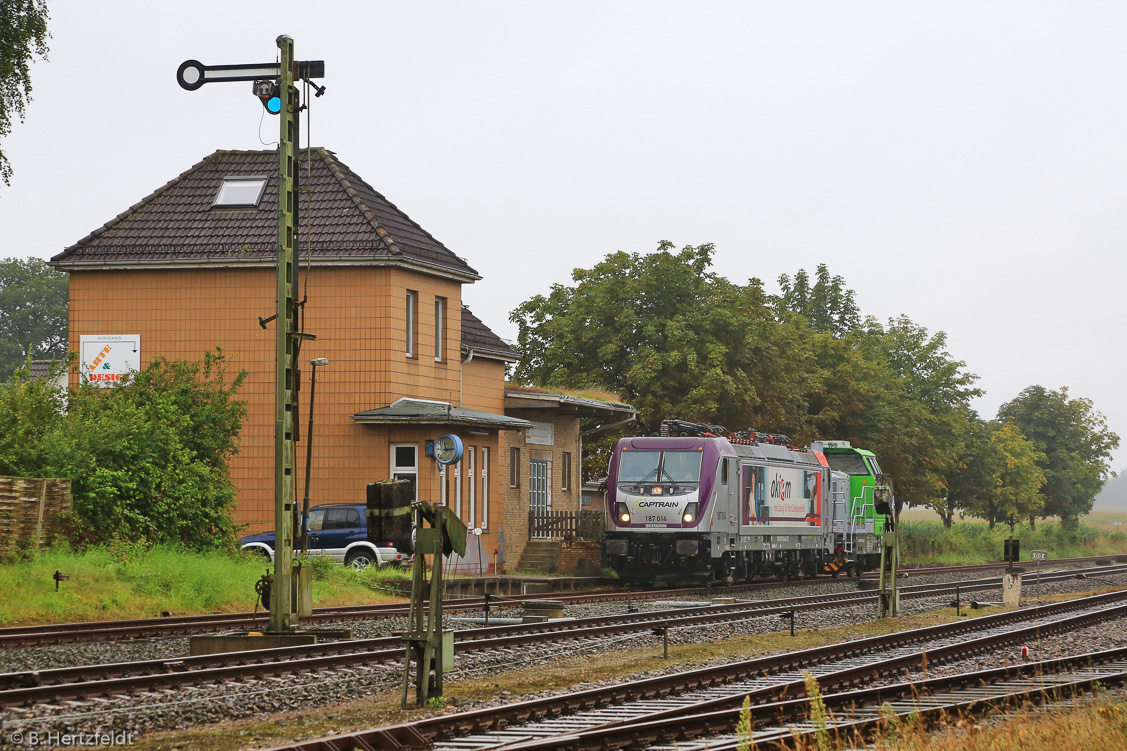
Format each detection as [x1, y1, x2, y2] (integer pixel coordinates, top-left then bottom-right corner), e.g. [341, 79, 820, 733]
[67, 265, 508, 539]
[499, 412, 582, 570]
[553, 541, 602, 575]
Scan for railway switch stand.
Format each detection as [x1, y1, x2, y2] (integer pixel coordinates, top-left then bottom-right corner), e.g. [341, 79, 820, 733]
[401, 499, 467, 708]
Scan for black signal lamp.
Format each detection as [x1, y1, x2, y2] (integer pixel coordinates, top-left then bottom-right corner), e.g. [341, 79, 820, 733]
[253, 80, 282, 114]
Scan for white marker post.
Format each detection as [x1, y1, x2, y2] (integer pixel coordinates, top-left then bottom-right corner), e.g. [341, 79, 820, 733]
[1031, 549, 1047, 599]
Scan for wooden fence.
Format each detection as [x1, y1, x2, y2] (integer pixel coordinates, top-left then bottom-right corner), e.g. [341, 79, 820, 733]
[528, 508, 604, 542]
[0, 476, 72, 555]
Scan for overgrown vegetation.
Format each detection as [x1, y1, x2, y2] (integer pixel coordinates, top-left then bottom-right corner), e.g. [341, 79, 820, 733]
[898, 518, 1127, 564]
[869, 695, 1127, 751]
[510, 244, 1119, 527]
[0, 544, 407, 625]
[0, 349, 248, 550]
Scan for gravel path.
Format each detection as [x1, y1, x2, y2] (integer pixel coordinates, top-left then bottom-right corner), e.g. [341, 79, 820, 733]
[1, 569, 1125, 747]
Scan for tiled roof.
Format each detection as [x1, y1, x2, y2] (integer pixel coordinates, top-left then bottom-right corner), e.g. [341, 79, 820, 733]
[460, 306, 518, 361]
[51, 149, 479, 280]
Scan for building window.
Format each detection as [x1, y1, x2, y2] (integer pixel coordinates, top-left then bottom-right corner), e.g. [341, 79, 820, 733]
[454, 459, 462, 518]
[406, 290, 418, 358]
[212, 177, 267, 208]
[481, 447, 489, 529]
[510, 446, 520, 488]
[434, 296, 446, 362]
[467, 446, 476, 528]
[561, 452, 572, 491]
[391, 444, 418, 502]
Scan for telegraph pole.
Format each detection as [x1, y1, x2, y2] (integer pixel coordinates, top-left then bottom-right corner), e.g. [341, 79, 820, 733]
[177, 38, 324, 635]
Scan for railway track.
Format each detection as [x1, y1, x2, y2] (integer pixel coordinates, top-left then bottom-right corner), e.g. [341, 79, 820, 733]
[666, 648, 1127, 750]
[2, 554, 1120, 649]
[1, 566, 1122, 711]
[248, 588, 1127, 751]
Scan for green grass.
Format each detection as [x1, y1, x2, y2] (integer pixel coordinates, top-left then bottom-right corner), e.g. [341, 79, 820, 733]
[0, 544, 408, 626]
[897, 518, 1127, 565]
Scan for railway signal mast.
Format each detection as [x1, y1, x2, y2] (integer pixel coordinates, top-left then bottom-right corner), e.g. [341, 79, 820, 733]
[177, 38, 325, 635]
[874, 480, 900, 617]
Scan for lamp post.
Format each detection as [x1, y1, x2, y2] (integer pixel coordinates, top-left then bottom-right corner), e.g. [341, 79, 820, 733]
[300, 357, 329, 552]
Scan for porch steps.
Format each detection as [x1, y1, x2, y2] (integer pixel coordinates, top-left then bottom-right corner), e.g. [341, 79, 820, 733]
[515, 539, 562, 573]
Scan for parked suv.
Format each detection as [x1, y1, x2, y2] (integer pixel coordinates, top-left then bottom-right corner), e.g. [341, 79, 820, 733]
[239, 503, 405, 569]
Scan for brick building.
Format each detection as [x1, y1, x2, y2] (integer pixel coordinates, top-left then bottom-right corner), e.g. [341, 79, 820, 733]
[49, 147, 633, 570]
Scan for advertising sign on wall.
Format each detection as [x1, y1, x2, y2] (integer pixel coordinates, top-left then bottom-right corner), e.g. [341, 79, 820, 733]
[79, 335, 141, 387]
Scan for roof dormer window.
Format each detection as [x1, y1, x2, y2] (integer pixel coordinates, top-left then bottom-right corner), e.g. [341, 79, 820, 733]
[212, 177, 267, 208]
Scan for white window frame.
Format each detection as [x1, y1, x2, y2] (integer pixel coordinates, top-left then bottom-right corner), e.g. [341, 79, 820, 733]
[390, 443, 418, 502]
[406, 290, 417, 358]
[481, 447, 489, 529]
[440, 464, 447, 506]
[434, 296, 446, 362]
[454, 458, 462, 518]
[467, 446, 476, 528]
[213, 176, 268, 208]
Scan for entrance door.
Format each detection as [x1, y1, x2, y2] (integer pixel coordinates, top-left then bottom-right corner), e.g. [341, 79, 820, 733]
[529, 459, 551, 539]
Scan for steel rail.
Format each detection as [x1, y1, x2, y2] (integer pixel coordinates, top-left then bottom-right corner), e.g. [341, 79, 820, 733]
[477, 598, 1127, 751]
[250, 589, 1127, 751]
[4, 554, 1118, 648]
[2, 568, 1108, 694]
[5, 558, 1119, 654]
[643, 646, 1127, 750]
[0, 568, 1117, 703]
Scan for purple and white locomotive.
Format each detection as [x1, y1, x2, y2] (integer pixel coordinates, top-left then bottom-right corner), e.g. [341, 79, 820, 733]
[603, 420, 888, 584]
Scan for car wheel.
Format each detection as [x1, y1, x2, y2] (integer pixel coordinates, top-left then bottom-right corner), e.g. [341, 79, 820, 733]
[346, 550, 374, 570]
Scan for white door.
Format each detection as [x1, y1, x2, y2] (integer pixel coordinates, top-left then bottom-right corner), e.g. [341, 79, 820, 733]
[529, 459, 551, 539]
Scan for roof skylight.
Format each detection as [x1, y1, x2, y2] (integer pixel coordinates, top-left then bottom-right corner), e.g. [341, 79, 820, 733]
[213, 177, 267, 208]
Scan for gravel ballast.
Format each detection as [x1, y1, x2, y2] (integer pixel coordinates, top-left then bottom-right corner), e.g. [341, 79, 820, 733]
[2, 567, 1126, 746]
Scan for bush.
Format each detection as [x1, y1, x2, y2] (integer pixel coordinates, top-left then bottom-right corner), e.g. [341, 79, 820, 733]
[0, 349, 247, 551]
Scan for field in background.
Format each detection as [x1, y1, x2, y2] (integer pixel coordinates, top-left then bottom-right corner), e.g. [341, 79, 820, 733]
[898, 516, 1127, 565]
[899, 505, 1127, 528]
[0, 544, 407, 626]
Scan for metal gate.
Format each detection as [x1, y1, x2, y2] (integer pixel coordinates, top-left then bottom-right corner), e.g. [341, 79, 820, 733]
[529, 459, 551, 539]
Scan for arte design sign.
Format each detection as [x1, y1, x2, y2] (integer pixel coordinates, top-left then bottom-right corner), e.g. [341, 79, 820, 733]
[79, 335, 141, 387]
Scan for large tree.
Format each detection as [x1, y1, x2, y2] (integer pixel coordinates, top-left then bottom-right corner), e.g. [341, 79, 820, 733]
[997, 385, 1119, 528]
[776, 264, 860, 337]
[0, 0, 50, 185]
[834, 316, 981, 515]
[0, 256, 68, 380]
[988, 421, 1046, 527]
[942, 414, 1001, 528]
[510, 241, 810, 435]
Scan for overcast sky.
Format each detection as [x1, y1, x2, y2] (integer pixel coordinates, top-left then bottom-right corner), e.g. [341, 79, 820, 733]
[3, 2, 1124, 468]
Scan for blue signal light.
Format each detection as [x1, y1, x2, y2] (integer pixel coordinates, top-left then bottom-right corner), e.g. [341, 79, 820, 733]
[253, 80, 283, 115]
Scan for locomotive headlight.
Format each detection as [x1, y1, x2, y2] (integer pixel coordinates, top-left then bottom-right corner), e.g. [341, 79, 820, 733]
[682, 502, 699, 524]
[615, 502, 631, 523]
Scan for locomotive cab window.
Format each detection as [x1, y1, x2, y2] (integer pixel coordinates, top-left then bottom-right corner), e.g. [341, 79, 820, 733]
[824, 453, 869, 476]
[721, 459, 728, 485]
[618, 450, 702, 484]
